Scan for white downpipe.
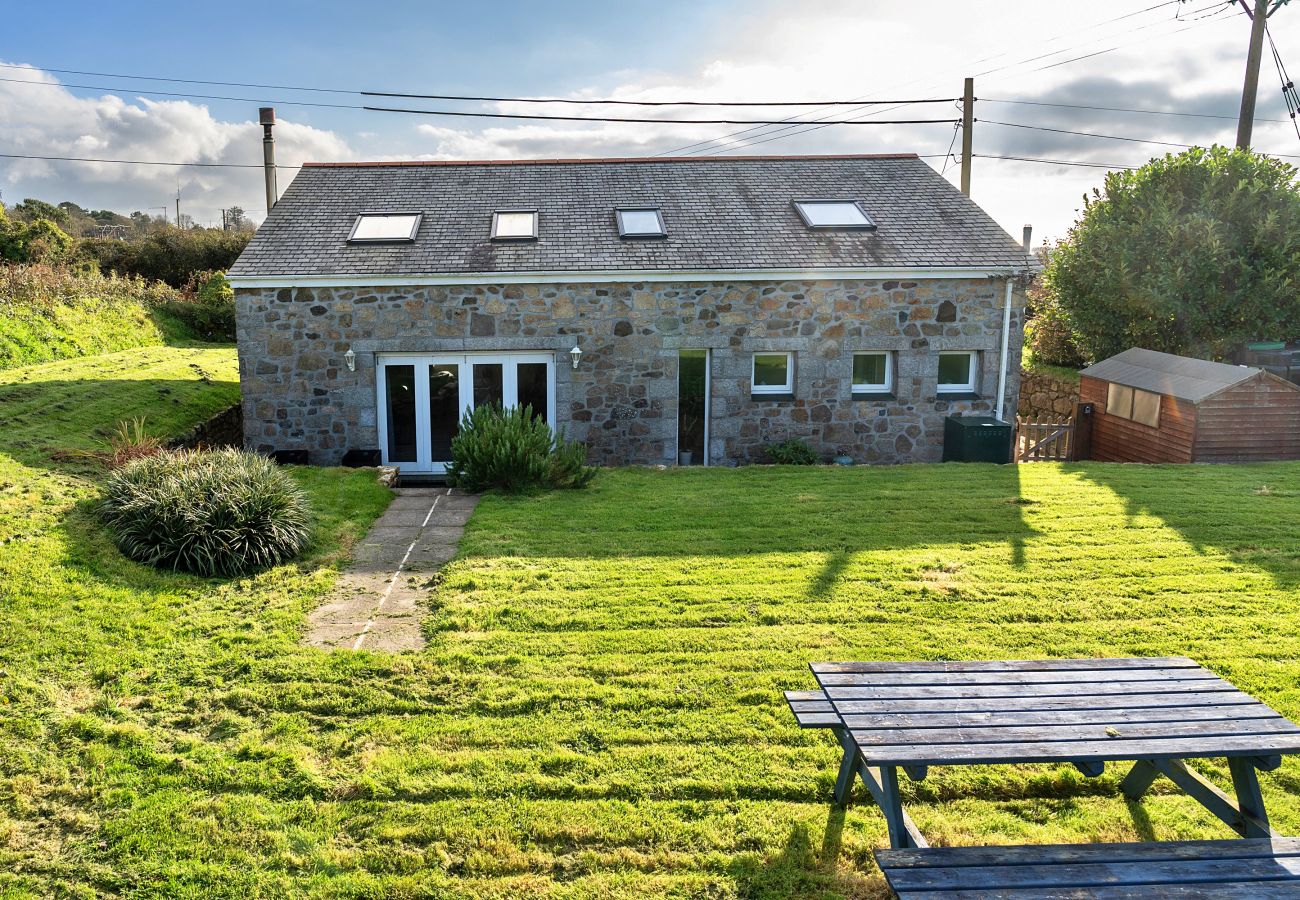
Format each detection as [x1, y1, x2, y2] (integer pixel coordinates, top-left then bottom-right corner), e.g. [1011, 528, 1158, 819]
[995, 276, 1014, 421]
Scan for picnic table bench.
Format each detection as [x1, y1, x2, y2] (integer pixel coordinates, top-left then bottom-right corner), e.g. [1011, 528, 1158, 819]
[874, 838, 1300, 898]
[788, 656, 1300, 850]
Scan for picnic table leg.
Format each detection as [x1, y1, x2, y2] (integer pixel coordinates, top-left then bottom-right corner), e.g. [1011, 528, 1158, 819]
[832, 728, 856, 806]
[878, 765, 916, 850]
[1228, 757, 1272, 838]
[1120, 759, 1160, 800]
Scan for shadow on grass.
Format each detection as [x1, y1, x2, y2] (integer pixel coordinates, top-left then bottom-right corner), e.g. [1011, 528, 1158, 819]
[1077, 462, 1300, 587]
[728, 818, 880, 900]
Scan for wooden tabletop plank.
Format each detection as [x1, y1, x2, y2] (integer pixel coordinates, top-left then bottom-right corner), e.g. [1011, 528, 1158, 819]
[840, 702, 1283, 730]
[853, 733, 1300, 766]
[815, 667, 1214, 687]
[811, 657, 1198, 674]
[783, 690, 827, 702]
[893, 886, 1300, 899]
[822, 679, 1233, 701]
[881, 856, 1300, 891]
[830, 691, 1260, 715]
[850, 718, 1300, 747]
[876, 838, 1300, 869]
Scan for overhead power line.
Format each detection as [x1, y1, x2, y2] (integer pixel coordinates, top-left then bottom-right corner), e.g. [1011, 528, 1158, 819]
[361, 104, 960, 126]
[983, 97, 1291, 124]
[981, 118, 1300, 158]
[0, 151, 294, 169]
[975, 153, 1140, 170]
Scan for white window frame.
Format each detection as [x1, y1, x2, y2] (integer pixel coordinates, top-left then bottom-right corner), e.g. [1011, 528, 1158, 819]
[347, 212, 422, 243]
[936, 350, 978, 394]
[751, 352, 794, 396]
[490, 209, 539, 241]
[851, 351, 893, 394]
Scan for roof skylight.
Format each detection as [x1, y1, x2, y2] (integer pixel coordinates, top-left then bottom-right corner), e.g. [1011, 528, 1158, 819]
[348, 213, 422, 242]
[616, 207, 667, 238]
[491, 210, 538, 240]
[792, 200, 876, 230]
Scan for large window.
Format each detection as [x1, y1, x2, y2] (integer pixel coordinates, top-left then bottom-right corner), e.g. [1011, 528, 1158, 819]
[752, 352, 793, 396]
[852, 352, 893, 395]
[937, 351, 978, 394]
[1107, 382, 1161, 427]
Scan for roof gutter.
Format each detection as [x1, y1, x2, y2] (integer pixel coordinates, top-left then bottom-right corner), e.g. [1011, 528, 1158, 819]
[227, 266, 1021, 290]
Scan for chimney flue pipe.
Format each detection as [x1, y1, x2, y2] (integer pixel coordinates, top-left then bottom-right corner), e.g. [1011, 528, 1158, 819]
[259, 107, 278, 215]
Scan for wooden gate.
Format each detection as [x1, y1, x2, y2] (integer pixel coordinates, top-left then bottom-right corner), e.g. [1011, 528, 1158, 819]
[1015, 417, 1074, 462]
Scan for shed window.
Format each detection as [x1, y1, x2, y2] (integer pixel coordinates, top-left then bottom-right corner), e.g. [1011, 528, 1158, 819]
[937, 351, 977, 394]
[852, 352, 892, 394]
[616, 207, 666, 238]
[348, 213, 421, 243]
[491, 210, 538, 240]
[752, 352, 793, 396]
[792, 199, 875, 229]
[1107, 382, 1161, 428]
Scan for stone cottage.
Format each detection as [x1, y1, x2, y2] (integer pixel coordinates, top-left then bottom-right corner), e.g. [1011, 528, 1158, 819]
[227, 154, 1033, 473]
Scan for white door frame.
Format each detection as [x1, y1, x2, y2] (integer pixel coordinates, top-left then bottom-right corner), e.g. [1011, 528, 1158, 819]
[376, 351, 557, 474]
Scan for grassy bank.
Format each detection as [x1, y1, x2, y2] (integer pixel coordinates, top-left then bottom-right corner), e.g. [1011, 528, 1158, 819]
[3, 348, 1300, 896]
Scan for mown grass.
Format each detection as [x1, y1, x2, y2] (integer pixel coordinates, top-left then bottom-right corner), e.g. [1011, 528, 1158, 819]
[3, 348, 1300, 897]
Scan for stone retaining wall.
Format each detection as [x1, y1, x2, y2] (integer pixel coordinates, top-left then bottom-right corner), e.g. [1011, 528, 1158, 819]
[1017, 369, 1080, 421]
[171, 403, 243, 450]
[236, 277, 1026, 466]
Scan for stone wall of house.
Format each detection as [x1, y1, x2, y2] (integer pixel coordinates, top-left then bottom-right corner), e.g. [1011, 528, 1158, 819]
[235, 277, 1026, 466]
[1017, 369, 1081, 421]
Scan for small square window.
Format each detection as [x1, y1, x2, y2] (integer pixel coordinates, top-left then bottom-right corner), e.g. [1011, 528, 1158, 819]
[792, 199, 876, 230]
[1106, 382, 1134, 419]
[752, 352, 793, 395]
[852, 352, 892, 393]
[616, 207, 666, 238]
[348, 212, 421, 243]
[491, 210, 538, 240]
[1132, 389, 1161, 427]
[937, 351, 977, 393]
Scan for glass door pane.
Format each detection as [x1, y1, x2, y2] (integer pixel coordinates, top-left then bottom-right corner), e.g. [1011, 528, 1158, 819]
[678, 350, 708, 465]
[517, 362, 548, 421]
[385, 364, 418, 462]
[429, 364, 461, 462]
[473, 363, 504, 409]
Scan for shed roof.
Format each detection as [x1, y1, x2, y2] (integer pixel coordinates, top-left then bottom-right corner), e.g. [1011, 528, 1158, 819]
[1080, 348, 1265, 404]
[228, 153, 1032, 279]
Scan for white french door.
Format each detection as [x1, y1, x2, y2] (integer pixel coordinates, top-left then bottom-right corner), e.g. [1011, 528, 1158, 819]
[376, 352, 556, 474]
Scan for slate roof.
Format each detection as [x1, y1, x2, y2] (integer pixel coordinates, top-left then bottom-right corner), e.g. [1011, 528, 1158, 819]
[228, 154, 1032, 279]
[1080, 348, 1268, 403]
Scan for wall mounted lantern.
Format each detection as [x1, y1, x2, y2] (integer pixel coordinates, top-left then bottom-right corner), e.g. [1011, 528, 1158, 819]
[344, 348, 356, 372]
[569, 343, 582, 370]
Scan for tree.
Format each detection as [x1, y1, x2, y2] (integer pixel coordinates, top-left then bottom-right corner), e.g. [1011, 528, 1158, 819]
[11, 198, 68, 226]
[0, 205, 74, 263]
[1045, 146, 1300, 362]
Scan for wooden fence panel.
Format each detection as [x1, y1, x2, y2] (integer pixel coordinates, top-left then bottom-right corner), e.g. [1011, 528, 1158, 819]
[1015, 417, 1074, 462]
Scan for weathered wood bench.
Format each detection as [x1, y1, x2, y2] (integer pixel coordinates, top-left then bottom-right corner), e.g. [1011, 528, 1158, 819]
[874, 837, 1300, 898]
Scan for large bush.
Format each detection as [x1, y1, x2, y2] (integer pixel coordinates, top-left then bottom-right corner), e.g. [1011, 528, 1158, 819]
[80, 227, 252, 287]
[0, 205, 74, 264]
[1024, 291, 1087, 369]
[100, 448, 311, 577]
[157, 271, 236, 341]
[1046, 146, 1300, 361]
[446, 404, 596, 493]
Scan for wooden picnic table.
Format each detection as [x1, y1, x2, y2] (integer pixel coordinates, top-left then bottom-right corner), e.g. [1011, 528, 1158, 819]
[798, 656, 1300, 850]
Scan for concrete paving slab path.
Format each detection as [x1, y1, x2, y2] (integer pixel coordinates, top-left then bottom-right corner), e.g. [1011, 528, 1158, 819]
[305, 485, 478, 652]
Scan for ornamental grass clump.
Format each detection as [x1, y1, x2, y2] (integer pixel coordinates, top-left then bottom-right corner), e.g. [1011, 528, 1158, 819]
[446, 404, 596, 493]
[100, 448, 311, 577]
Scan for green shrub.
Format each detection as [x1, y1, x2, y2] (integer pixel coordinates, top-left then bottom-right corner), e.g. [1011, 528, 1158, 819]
[446, 404, 596, 494]
[1025, 293, 1087, 369]
[157, 271, 236, 341]
[99, 448, 311, 577]
[80, 227, 252, 287]
[764, 439, 819, 465]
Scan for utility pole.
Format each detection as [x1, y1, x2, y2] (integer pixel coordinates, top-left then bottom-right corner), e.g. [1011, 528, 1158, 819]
[960, 77, 975, 196]
[1237, 0, 1290, 148]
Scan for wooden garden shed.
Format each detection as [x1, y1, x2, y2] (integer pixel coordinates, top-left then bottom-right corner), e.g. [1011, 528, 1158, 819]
[1079, 348, 1300, 463]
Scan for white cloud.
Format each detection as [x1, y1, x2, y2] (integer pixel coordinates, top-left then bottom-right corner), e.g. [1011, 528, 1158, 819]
[0, 62, 354, 225]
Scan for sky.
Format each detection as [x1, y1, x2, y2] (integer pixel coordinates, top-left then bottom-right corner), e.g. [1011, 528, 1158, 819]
[3, 0, 1300, 241]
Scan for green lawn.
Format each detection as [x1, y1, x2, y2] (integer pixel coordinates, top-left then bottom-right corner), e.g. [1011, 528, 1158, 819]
[4, 348, 1300, 898]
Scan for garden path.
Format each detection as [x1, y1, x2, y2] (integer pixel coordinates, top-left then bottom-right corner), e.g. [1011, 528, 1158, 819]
[305, 486, 478, 651]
